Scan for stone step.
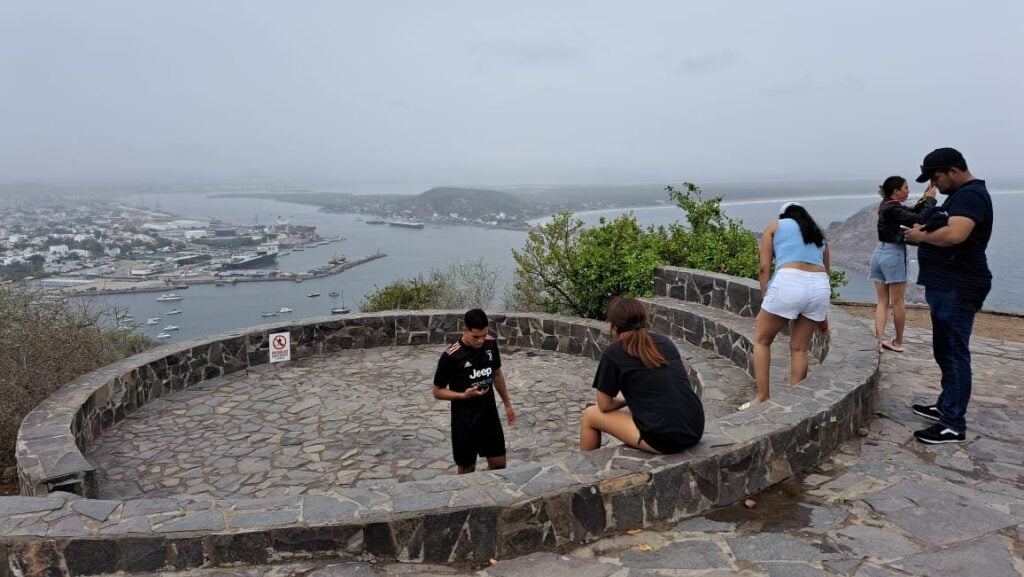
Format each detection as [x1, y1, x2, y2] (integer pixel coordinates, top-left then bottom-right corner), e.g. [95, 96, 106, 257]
[643, 296, 812, 393]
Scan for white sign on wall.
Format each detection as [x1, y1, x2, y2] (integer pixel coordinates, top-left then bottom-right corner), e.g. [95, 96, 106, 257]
[269, 331, 291, 363]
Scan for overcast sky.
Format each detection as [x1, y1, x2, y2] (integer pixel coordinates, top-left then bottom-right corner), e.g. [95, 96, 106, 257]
[2, 1, 1022, 187]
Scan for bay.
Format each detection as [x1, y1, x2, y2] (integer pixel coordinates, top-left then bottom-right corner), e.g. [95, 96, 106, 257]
[85, 185, 1021, 344]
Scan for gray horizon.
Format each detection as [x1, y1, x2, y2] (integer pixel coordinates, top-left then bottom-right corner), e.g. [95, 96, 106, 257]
[2, 1, 1023, 188]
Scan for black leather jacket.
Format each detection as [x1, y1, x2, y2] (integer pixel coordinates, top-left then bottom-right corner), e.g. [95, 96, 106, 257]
[876, 197, 937, 243]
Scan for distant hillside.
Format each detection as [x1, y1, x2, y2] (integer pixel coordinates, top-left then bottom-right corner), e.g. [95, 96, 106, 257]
[826, 202, 925, 303]
[416, 187, 528, 215]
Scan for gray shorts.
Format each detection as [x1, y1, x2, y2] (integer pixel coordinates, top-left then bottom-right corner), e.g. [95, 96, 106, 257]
[868, 243, 907, 284]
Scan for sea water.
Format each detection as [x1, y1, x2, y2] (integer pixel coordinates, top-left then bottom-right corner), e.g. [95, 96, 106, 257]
[84, 185, 1021, 343]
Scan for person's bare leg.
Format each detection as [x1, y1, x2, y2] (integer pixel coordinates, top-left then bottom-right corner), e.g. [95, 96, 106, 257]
[485, 455, 507, 470]
[580, 405, 604, 450]
[753, 310, 789, 403]
[890, 282, 907, 347]
[788, 315, 820, 386]
[873, 281, 890, 347]
[457, 465, 476, 474]
[580, 405, 658, 453]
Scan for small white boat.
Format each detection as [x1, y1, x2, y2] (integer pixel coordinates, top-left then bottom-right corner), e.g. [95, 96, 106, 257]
[278, 307, 293, 313]
[261, 311, 279, 318]
[156, 332, 172, 339]
[330, 292, 350, 314]
[328, 291, 340, 297]
[145, 317, 161, 325]
[166, 309, 182, 315]
[307, 292, 320, 297]
[162, 325, 179, 331]
[157, 293, 183, 302]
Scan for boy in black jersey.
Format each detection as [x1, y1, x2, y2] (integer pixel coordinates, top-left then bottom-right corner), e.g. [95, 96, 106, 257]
[433, 309, 516, 474]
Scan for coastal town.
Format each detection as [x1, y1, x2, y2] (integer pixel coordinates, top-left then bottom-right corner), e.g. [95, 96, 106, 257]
[0, 199, 383, 296]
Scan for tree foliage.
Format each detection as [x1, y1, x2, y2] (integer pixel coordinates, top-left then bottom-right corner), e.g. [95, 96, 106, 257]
[0, 286, 153, 467]
[508, 212, 665, 319]
[509, 183, 761, 319]
[360, 258, 500, 312]
[507, 183, 847, 319]
[660, 183, 760, 278]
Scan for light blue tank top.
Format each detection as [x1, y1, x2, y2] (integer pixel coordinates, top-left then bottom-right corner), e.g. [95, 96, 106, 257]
[773, 218, 824, 268]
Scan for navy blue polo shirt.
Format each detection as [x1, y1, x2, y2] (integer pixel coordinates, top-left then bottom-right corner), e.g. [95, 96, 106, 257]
[916, 179, 993, 305]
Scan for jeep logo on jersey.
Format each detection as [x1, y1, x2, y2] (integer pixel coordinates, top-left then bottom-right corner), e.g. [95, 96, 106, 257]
[469, 367, 492, 380]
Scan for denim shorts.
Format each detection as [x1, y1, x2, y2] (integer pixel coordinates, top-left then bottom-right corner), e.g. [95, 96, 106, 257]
[868, 242, 907, 284]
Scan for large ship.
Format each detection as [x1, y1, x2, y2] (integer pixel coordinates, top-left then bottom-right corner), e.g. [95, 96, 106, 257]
[220, 245, 279, 270]
[387, 220, 425, 229]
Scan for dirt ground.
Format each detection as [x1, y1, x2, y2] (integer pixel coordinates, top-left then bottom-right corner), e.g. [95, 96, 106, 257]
[835, 302, 1024, 343]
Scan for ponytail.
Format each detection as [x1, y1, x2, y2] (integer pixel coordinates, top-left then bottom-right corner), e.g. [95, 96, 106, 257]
[607, 297, 666, 369]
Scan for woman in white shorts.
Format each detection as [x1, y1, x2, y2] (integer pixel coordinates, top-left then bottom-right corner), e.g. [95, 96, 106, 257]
[741, 201, 830, 410]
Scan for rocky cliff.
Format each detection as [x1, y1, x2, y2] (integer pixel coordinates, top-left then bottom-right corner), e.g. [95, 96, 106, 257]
[827, 202, 924, 303]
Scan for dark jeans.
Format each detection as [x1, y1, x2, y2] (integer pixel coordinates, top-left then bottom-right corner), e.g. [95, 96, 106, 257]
[925, 287, 979, 433]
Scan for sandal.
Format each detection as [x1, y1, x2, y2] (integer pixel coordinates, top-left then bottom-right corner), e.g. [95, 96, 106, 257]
[881, 338, 904, 353]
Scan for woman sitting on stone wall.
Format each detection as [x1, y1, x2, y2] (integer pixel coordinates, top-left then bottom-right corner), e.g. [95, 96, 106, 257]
[579, 297, 704, 454]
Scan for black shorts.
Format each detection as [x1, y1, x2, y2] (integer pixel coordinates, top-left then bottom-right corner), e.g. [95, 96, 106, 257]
[638, 429, 700, 455]
[451, 408, 506, 467]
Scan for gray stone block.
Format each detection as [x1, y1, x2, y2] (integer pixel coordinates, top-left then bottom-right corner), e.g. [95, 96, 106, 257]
[70, 499, 120, 522]
[829, 525, 918, 560]
[489, 552, 620, 577]
[64, 539, 120, 576]
[0, 497, 65, 516]
[620, 539, 732, 570]
[893, 535, 1017, 577]
[727, 534, 842, 561]
[209, 532, 271, 564]
[122, 538, 166, 573]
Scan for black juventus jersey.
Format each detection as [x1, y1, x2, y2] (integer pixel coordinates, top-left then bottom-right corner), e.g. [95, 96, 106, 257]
[434, 336, 502, 416]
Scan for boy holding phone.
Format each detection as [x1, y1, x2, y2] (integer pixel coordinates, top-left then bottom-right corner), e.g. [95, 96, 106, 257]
[432, 309, 516, 473]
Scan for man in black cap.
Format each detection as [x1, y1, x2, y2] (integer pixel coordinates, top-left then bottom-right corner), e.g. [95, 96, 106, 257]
[904, 147, 993, 444]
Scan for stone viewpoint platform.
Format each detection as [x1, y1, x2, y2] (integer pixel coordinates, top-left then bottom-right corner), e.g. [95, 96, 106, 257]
[2, 267, 879, 576]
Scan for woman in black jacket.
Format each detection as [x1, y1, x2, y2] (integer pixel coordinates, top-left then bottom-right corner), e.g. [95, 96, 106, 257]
[868, 176, 936, 352]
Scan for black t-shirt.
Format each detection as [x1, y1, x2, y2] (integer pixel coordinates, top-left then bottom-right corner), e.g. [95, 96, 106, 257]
[916, 179, 993, 305]
[433, 336, 501, 418]
[592, 333, 704, 440]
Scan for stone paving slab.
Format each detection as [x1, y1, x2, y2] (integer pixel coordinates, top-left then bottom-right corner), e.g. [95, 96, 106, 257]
[88, 342, 751, 501]
[109, 324, 1024, 577]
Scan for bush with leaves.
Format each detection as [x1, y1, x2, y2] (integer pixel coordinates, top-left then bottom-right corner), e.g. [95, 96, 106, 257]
[509, 212, 666, 319]
[659, 183, 760, 279]
[508, 183, 846, 319]
[0, 286, 153, 467]
[360, 258, 500, 312]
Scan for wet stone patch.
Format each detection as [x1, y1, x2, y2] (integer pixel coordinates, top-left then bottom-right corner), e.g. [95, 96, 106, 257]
[90, 346, 600, 499]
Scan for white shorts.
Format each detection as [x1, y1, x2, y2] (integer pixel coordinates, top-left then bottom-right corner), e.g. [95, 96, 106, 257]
[761, 268, 830, 322]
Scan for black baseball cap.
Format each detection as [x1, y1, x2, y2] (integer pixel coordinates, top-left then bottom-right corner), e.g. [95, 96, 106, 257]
[915, 147, 965, 183]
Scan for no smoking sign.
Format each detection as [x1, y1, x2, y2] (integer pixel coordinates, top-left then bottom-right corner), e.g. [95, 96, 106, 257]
[269, 331, 291, 363]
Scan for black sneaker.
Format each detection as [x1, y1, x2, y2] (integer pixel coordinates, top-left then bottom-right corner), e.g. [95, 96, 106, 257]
[914, 424, 966, 444]
[912, 403, 942, 422]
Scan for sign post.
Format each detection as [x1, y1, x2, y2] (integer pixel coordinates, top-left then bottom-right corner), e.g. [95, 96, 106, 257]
[269, 331, 291, 363]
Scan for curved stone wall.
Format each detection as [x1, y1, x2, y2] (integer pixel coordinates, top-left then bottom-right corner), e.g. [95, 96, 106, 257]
[3, 267, 879, 576]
